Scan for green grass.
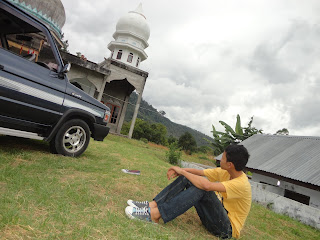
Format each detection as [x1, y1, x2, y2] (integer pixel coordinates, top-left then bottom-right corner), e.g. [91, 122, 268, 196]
[0, 135, 319, 239]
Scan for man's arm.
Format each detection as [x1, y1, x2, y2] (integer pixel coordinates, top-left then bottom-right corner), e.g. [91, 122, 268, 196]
[168, 166, 226, 192]
[167, 168, 204, 180]
[183, 168, 205, 176]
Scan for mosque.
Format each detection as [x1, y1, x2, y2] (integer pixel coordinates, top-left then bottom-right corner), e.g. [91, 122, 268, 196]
[7, 0, 150, 138]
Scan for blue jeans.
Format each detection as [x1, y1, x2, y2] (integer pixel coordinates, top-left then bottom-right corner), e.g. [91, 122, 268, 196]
[153, 176, 232, 239]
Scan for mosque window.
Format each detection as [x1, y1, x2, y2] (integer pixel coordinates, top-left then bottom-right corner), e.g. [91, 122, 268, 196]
[136, 57, 140, 67]
[127, 53, 133, 63]
[116, 50, 122, 60]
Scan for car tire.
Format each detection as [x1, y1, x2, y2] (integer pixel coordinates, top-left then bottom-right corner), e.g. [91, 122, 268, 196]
[54, 119, 90, 157]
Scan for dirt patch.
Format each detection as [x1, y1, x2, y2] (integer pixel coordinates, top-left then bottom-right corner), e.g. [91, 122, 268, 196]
[177, 209, 201, 225]
[18, 205, 50, 227]
[89, 183, 109, 199]
[0, 182, 7, 192]
[110, 153, 122, 157]
[111, 177, 146, 199]
[10, 158, 31, 167]
[58, 170, 97, 184]
[166, 211, 218, 239]
[0, 225, 36, 239]
[148, 142, 168, 150]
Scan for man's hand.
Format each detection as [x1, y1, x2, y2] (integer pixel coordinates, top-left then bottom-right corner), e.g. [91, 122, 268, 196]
[167, 166, 184, 180]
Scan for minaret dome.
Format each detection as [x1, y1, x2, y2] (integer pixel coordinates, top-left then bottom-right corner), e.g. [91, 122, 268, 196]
[107, 3, 150, 68]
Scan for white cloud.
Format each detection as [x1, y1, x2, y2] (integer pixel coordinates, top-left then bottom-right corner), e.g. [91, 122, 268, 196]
[61, 0, 320, 137]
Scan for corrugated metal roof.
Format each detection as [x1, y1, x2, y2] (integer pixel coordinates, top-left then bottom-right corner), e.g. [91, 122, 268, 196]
[216, 134, 320, 187]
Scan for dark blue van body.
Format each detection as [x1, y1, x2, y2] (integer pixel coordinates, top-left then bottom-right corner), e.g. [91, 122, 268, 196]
[0, 0, 110, 157]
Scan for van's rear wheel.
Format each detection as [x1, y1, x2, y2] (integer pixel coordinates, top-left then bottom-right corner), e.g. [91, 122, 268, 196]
[54, 119, 90, 157]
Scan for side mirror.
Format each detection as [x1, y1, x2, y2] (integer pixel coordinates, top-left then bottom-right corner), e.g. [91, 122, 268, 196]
[62, 63, 71, 73]
[58, 63, 71, 79]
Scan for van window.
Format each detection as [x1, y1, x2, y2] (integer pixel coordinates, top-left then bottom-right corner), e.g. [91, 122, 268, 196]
[0, 8, 58, 71]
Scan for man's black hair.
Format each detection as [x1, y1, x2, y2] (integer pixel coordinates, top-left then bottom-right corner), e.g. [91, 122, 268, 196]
[225, 144, 250, 171]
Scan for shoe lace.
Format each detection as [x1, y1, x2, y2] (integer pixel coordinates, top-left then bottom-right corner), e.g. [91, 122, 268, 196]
[134, 207, 150, 216]
[135, 201, 148, 205]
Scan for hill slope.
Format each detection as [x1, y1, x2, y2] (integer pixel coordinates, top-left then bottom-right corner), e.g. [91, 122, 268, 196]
[124, 93, 213, 146]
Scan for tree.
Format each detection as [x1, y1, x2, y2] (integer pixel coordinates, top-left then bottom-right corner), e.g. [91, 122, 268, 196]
[150, 122, 168, 145]
[178, 132, 197, 154]
[197, 145, 212, 154]
[167, 135, 178, 145]
[275, 128, 289, 135]
[121, 118, 168, 145]
[159, 110, 166, 116]
[208, 115, 263, 156]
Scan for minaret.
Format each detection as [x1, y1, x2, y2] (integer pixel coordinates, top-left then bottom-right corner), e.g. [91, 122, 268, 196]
[107, 3, 150, 68]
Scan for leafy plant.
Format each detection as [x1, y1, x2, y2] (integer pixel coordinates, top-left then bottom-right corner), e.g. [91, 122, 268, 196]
[140, 138, 148, 144]
[274, 128, 289, 135]
[208, 115, 263, 156]
[166, 142, 182, 165]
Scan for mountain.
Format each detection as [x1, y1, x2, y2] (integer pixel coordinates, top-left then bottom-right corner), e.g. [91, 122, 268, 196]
[124, 93, 214, 146]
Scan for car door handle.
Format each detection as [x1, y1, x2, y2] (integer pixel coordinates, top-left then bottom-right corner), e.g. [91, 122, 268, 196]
[0, 65, 4, 70]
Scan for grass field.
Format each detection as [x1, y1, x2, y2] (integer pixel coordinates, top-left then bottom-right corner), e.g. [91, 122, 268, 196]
[0, 134, 319, 239]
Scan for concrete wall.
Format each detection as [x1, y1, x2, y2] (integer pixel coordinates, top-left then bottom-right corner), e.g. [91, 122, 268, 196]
[251, 181, 320, 229]
[108, 63, 146, 94]
[67, 65, 105, 92]
[252, 173, 320, 209]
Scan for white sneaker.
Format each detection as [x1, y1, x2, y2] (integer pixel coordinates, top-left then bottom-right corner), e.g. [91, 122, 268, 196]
[127, 199, 149, 208]
[125, 206, 152, 222]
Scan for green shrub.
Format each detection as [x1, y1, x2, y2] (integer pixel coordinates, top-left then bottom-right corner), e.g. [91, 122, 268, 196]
[121, 119, 168, 146]
[197, 145, 211, 154]
[166, 142, 182, 165]
[140, 138, 148, 144]
[199, 156, 209, 160]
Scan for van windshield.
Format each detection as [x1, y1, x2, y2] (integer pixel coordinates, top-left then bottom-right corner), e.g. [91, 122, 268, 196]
[0, 8, 58, 71]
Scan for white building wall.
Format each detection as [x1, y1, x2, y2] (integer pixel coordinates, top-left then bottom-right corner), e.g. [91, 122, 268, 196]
[251, 181, 320, 229]
[252, 173, 320, 209]
[67, 65, 106, 97]
[115, 35, 145, 49]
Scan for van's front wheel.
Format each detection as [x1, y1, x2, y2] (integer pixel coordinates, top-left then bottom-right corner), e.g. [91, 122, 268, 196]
[54, 119, 90, 157]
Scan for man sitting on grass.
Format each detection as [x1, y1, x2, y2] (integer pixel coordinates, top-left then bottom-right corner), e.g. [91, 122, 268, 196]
[125, 144, 252, 239]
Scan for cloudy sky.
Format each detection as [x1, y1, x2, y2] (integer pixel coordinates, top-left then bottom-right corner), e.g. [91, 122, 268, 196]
[60, 0, 320, 137]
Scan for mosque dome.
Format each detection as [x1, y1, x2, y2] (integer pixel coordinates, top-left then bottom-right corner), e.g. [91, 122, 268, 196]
[115, 3, 150, 42]
[7, 0, 66, 38]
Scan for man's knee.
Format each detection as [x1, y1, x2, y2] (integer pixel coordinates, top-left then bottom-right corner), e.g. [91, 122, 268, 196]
[178, 176, 192, 187]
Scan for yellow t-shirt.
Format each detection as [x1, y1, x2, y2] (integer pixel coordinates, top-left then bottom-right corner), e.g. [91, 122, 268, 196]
[203, 168, 252, 239]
